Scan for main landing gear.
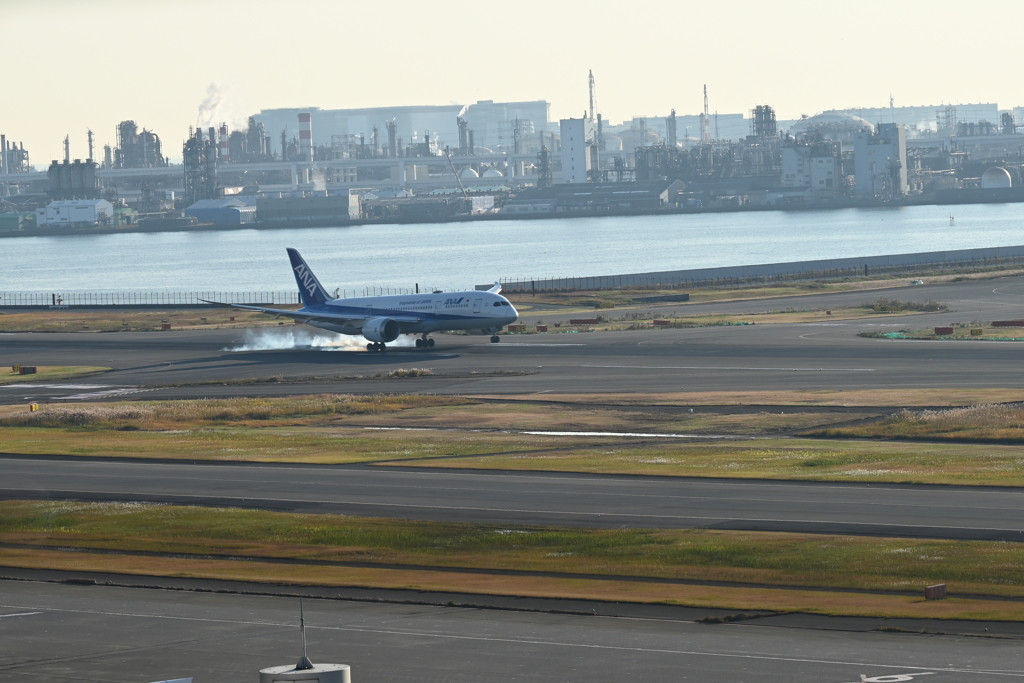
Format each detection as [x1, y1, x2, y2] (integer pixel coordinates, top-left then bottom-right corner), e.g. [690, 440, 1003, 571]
[366, 342, 387, 352]
[415, 335, 435, 348]
[490, 335, 501, 343]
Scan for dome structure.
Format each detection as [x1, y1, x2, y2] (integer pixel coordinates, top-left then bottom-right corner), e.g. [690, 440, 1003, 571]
[791, 111, 874, 140]
[981, 167, 1012, 189]
[458, 167, 479, 180]
[482, 169, 504, 178]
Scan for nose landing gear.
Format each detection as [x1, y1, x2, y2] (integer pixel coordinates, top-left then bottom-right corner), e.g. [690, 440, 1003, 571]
[490, 335, 500, 343]
[415, 336, 435, 348]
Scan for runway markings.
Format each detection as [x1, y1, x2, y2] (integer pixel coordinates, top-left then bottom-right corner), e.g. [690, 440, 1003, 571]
[581, 364, 875, 372]
[0, 602, 1015, 677]
[0, 611, 42, 619]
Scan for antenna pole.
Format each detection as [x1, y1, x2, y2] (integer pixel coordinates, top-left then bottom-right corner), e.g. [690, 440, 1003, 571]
[296, 599, 314, 670]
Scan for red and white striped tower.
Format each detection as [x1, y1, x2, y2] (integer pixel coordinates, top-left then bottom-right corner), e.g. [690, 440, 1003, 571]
[298, 113, 313, 161]
[218, 123, 230, 164]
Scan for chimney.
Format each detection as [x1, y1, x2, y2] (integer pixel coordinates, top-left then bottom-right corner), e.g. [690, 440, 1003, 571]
[219, 123, 230, 164]
[298, 113, 313, 162]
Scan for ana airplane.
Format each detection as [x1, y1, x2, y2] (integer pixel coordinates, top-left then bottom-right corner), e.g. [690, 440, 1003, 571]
[219, 248, 519, 351]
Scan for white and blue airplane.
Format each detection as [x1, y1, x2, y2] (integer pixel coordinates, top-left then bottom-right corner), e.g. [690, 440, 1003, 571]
[221, 248, 519, 351]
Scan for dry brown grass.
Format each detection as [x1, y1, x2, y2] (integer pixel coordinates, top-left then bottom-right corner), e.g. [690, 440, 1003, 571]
[474, 389, 1024, 407]
[807, 403, 1024, 443]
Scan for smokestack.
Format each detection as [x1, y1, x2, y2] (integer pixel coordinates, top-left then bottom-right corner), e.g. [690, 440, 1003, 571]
[1, 134, 6, 175]
[298, 113, 313, 162]
[219, 123, 230, 164]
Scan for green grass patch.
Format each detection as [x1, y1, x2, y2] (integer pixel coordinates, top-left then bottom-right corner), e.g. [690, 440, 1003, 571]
[5, 500, 1024, 599]
[391, 437, 1024, 486]
[0, 366, 111, 385]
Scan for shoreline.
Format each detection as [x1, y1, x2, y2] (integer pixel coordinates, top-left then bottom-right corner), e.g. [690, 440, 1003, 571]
[2, 193, 1022, 239]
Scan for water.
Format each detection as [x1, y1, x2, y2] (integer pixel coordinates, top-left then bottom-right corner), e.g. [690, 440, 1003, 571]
[2, 204, 1023, 294]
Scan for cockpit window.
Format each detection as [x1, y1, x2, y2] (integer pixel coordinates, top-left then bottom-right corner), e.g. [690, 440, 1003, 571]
[493, 302, 501, 307]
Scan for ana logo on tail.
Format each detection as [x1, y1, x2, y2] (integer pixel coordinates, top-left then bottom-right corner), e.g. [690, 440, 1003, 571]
[293, 264, 321, 298]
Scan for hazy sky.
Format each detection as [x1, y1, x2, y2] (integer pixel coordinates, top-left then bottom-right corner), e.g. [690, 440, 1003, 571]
[5, 0, 1022, 164]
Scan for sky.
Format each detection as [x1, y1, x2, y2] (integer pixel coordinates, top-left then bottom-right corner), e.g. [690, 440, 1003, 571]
[4, 0, 1023, 165]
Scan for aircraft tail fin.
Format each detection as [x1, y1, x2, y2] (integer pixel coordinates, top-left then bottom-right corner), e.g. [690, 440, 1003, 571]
[287, 248, 330, 307]
[487, 281, 502, 294]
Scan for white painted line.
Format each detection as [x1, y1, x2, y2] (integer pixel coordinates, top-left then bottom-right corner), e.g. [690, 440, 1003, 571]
[0, 603, 1015, 677]
[54, 388, 152, 400]
[582, 364, 875, 372]
[522, 430, 735, 439]
[0, 611, 43, 618]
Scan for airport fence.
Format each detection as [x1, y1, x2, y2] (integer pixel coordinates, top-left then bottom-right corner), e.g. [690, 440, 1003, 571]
[500, 244, 1024, 293]
[0, 286, 421, 308]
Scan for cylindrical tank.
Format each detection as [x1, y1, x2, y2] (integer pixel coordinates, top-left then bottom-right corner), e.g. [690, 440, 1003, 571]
[981, 167, 1012, 189]
[259, 663, 350, 683]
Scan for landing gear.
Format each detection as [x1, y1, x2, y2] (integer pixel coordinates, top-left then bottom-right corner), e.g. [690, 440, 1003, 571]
[490, 335, 500, 343]
[366, 342, 386, 352]
[415, 336, 435, 349]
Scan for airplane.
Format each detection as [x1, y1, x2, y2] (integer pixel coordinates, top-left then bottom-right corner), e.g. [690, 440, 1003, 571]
[214, 248, 519, 352]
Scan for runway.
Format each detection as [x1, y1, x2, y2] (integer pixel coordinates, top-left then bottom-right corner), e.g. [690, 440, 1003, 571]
[2, 578, 1021, 683]
[5, 456, 1024, 541]
[3, 275, 1024, 403]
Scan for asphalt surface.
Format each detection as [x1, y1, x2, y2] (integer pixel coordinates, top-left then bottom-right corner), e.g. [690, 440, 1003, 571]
[3, 275, 1024, 403]
[5, 456, 1024, 541]
[2, 578, 1022, 683]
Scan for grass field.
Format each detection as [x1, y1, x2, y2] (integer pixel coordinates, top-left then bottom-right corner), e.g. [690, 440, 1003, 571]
[474, 389, 1024, 407]
[7, 396, 1024, 484]
[0, 366, 111, 385]
[806, 404, 1024, 444]
[6, 501, 1024, 619]
[386, 437, 1024, 486]
[0, 307, 296, 333]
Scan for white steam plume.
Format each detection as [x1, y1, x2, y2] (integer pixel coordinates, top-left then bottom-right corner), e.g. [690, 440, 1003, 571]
[197, 82, 233, 130]
[225, 328, 416, 352]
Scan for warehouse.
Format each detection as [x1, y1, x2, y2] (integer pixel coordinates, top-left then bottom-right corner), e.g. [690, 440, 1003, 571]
[184, 198, 256, 225]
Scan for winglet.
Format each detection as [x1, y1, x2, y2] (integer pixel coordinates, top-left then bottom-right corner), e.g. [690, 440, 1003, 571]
[287, 248, 330, 307]
[487, 281, 502, 294]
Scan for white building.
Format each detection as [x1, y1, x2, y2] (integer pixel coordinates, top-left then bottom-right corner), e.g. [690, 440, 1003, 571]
[854, 123, 908, 198]
[36, 199, 114, 226]
[559, 118, 593, 184]
[781, 142, 840, 196]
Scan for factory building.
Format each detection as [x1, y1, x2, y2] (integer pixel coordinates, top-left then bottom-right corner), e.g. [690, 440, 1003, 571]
[35, 199, 114, 226]
[559, 118, 592, 184]
[854, 123, 908, 199]
[460, 100, 551, 151]
[781, 141, 841, 196]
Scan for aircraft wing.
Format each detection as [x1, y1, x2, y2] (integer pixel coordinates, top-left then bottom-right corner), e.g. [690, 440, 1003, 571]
[203, 301, 422, 326]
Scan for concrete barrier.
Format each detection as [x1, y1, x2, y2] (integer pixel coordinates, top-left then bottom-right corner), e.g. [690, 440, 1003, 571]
[925, 584, 947, 600]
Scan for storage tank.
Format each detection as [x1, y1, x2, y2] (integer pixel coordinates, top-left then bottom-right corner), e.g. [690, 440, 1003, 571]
[981, 167, 1012, 189]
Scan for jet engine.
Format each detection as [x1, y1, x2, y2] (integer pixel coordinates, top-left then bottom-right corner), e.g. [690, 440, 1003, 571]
[362, 317, 401, 343]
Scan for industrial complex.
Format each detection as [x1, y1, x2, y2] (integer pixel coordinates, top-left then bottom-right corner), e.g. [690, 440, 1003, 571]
[3, 77, 1024, 232]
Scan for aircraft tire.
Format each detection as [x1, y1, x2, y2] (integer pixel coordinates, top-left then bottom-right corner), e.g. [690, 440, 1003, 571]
[490, 335, 500, 343]
[415, 338, 423, 348]
[366, 343, 374, 352]
[427, 338, 435, 347]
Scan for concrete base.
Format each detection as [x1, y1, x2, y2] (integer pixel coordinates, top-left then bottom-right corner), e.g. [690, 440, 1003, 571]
[259, 663, 350, 683]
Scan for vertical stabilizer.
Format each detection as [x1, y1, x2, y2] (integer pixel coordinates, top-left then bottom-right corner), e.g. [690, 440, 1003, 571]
[287, 248, 330, 307]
